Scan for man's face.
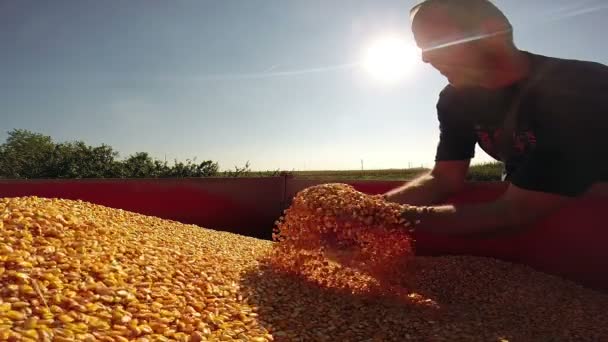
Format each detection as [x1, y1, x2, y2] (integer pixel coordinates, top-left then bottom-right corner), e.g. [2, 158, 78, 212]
[412, 7, 493, 88]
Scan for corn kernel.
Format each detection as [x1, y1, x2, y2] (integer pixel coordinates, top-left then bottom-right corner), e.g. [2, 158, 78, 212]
[6, 310, 25, 320]
[58, 314, 74, 323]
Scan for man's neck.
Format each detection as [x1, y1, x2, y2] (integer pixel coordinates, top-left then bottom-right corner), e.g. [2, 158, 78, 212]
[484, 49, 531, 89]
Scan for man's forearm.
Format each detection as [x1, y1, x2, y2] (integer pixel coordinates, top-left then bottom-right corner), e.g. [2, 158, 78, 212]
[404, 201, 517, 236]
[384, 172, 458, 206]
[404, 184, 570, 237]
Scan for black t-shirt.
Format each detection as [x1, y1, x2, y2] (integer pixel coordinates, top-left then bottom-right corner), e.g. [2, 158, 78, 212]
[435, 51, 608, 197]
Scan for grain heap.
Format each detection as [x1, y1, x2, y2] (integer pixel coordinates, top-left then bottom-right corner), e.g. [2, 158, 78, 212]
[0, 196, 274, 341]
[1, 194, 608, 341]
[270, 183, 415, 299]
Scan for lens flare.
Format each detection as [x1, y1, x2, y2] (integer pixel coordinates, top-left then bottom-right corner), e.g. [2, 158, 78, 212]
[363, 36, 420, 83]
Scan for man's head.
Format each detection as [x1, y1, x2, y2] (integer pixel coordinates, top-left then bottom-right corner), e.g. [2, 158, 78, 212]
[410, 0, 518, 88]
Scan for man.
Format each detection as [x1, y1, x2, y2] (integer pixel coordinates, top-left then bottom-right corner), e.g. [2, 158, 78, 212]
[384, 0, 608, 236]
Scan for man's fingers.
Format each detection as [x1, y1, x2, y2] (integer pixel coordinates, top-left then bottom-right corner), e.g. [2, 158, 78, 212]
[400, 205, 423, 229]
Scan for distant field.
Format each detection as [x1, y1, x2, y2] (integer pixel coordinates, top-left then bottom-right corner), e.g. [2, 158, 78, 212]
[254, 162, 504, 181]
[290, 168, 429, 180]
[465, 162, 504, 181]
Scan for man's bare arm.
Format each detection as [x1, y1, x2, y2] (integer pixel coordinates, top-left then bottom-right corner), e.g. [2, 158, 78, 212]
[402, 184, 572, 236]
[383, 160, 470, 205]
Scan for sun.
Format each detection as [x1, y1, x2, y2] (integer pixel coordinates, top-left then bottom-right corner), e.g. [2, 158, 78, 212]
[362, 36, 420, 83]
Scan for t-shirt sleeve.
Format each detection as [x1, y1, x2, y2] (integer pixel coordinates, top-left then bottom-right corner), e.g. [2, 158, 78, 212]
[434, 87, 478, 161]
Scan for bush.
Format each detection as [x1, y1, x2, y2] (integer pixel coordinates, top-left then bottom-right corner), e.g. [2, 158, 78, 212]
[0, 129, 220, 179]
[466, 162, 503, 181]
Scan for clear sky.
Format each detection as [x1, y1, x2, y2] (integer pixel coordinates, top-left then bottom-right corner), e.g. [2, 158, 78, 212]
[1, 0, 607, 171]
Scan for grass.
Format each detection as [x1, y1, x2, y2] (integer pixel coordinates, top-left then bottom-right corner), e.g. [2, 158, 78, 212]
[466, 162, 504, 181]
[290, 167, 429, 180]
[253, 162, 504, 181]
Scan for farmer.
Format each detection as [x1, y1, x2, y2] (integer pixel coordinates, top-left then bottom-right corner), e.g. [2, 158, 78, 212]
[384, 0, 608, 235]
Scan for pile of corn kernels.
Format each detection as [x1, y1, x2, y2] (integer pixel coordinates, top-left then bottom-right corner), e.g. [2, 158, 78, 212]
[270, 183, 415, 299]
[1, 193, 608, 341]
[0, 196, 273, 341]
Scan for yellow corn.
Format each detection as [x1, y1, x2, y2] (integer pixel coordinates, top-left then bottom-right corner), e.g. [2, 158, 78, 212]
[0, 195, 606, 341]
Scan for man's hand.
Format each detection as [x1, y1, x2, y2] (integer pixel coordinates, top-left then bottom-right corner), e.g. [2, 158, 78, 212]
[399, 204, 428, 227]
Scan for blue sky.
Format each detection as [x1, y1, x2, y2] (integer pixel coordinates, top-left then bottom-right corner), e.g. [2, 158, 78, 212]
[1, 0, 607, 171]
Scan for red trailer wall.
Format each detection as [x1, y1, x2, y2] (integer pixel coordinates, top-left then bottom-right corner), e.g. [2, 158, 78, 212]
[1, 178, 607, 292]
[0, 178, 285, 239]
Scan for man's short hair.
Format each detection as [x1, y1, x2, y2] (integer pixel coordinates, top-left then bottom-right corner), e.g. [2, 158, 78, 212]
[411, 0, 513, 43]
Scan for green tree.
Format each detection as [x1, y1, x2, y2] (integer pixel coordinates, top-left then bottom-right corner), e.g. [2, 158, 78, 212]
[0, 128, 220, 179]
[194, 160, 219, 177]
[0, 129, 55, 178]
[168, 158, 219, 178]
[123, 152, 156, 178]
[50, 141, 121, 178]
[153, 159, 172, 178]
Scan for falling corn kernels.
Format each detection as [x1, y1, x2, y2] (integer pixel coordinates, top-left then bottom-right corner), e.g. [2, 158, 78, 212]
[271, 183, 415, 296]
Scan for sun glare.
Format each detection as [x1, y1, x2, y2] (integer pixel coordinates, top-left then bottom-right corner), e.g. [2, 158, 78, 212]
[362, 36, 420, 83]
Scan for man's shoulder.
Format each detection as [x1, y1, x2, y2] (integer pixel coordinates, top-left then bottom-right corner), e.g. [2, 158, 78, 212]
[530, 52, 608, 72]
[526, 52, 608, 115]
[528, 52, 608, 88]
